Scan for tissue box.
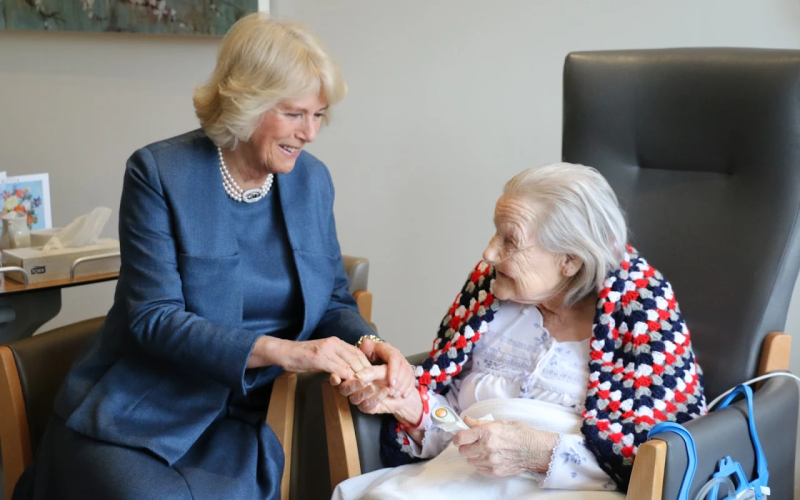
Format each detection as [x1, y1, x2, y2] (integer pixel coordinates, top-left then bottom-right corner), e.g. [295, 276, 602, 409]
[30, 227, 63, 247]
[2, 238, 120, 284]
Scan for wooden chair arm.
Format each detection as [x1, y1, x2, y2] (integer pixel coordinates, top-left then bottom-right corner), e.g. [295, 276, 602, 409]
[321, 380, 361, 491]
[0, 345, 32, 500]
[354, 290, 373, 324]
[265, 372, 297, 500]
[626, 440, 666, 500]
[757, 331, 791, 375]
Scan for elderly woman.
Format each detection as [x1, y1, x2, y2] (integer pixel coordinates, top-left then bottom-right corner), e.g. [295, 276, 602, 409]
[335, 163, 706, 499]
[13, 14, 413, 500]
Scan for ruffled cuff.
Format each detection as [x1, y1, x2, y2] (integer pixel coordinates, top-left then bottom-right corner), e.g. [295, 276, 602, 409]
[403, 423, 455, 459]
[538, 433, 562, 487]
[381, 387, 461, 462]
[542, 433, 618, 491]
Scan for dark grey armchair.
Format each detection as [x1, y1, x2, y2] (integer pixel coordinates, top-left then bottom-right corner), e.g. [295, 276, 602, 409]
[562, 48, 800, 500]
[322, 49, 800, 500]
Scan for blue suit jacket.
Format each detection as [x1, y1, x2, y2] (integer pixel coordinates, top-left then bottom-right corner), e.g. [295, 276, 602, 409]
[53, 130, 374, 465]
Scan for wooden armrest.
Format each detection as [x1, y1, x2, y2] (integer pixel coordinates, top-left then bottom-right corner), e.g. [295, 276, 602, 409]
[626, 440, 666, 500]
[757, 331, 791, 375]
[265, 373, 297, 500]
[0, 345, 32, 500]
[354, 290, 373, 323]
[321, 380, 361, 491]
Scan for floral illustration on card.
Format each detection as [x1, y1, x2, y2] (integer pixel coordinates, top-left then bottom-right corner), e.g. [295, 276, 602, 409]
[2, 185, 44, 230]
[0, 174, 52, 239]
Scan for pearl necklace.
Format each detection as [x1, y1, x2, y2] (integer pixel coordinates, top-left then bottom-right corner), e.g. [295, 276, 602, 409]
[217, 147, 273, 203]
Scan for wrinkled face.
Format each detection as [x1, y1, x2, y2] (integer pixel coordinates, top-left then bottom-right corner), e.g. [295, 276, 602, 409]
[482, 195, 579, 304]
[246, 92, 329, 175]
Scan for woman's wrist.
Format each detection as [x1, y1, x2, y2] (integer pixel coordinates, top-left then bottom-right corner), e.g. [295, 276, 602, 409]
[394, 389, 424, 427]
[247, 336, 286, 369]
[395, 389, 428, 446]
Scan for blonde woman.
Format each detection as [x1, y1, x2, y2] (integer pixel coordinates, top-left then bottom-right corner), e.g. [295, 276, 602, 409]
[14, 14, 412, 500]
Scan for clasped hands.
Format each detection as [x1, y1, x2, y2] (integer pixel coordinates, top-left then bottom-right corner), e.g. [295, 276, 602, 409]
[251, 335, 416, 397]
[328, 337, 417, 398]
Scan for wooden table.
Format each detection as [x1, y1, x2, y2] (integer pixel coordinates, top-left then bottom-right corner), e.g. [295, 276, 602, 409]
[0, 271, 119, 344]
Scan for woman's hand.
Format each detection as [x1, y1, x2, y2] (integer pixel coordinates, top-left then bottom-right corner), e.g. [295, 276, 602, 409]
[337, 365, 424, 425]
[249, 336, 371, 383]
[357, 338, 416, 397]
[453, 417, 559, 477]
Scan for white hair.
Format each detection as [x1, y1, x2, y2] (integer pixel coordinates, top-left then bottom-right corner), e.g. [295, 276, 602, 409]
[503, 162, 628, 306]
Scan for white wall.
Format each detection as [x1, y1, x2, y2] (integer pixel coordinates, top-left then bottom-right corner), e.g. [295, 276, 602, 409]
[2, 0, 800, 493]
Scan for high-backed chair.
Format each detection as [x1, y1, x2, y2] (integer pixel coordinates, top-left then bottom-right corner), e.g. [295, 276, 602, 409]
[0, 254, 373, 500]
[323, 49, 800, 500]
[562, 47, 800, 499]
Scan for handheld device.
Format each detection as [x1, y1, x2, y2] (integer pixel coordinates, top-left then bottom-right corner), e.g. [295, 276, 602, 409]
[430, 405, 470, 433]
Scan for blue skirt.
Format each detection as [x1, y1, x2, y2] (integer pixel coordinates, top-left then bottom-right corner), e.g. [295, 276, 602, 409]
[13, 412, 284, 500]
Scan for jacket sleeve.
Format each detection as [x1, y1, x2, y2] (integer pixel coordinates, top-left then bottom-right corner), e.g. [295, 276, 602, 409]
[119, 147, 263, 392]
[309, 165, 374, 345]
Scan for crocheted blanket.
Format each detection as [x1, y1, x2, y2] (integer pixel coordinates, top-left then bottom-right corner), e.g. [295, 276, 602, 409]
[380, 246, 706, 490]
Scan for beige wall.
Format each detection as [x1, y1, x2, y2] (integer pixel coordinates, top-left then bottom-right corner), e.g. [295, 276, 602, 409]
[2, 0, 800, 493]
[275, 0, 800, 354]
[0, 29, 219, 332]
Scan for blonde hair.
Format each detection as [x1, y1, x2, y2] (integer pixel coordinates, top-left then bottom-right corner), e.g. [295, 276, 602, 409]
[504, 163, 628, 307]
[193, 13, 347, 149]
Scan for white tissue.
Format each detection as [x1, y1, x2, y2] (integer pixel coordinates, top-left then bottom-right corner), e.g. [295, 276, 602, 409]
[42, 207, 112, 251]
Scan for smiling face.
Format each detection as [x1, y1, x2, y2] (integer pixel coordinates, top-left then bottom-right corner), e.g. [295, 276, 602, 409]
[482, 195, 582, 304]
[243, 92, 329, 175]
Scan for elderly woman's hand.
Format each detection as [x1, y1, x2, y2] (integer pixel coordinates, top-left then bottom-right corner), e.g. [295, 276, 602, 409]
[453, 417, 559, 477]
[250, 336, 371, 383]
[354, 338, 416, 397]
[337, 364, 423, 423]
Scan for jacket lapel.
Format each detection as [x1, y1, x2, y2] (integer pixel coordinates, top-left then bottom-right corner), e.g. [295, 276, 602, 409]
[276, 162, 311, 337]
